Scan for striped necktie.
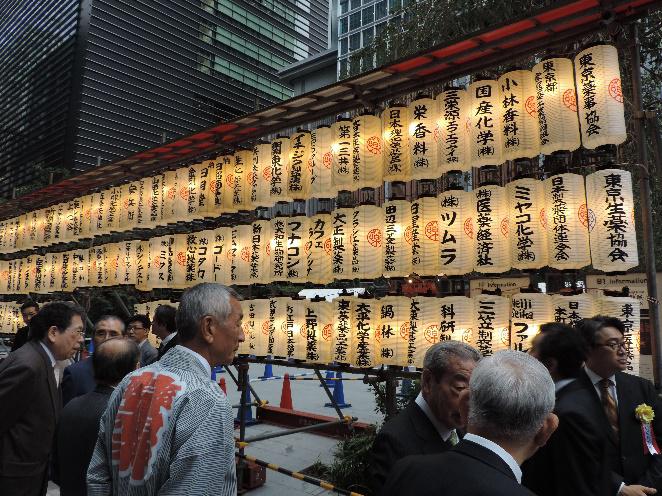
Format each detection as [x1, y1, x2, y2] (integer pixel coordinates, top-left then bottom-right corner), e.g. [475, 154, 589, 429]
[599, 378, 619, 437]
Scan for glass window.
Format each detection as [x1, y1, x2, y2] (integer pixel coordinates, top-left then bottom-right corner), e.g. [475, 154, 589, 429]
[349, 11, 361, 30]
[340, 37, 348, 55]
[362, 6, 374, 25]
[389, 0, 401, 12]
[350, 56, 361, 74]
[376, 1, 387, 19]
[375, 21, 387, 37]
[339, 17, 348, 34]
[339, 58, 349, 78]
[402, 0, 412, 6]
[362, 52, 374, 71]
[362, 27, 374, 46]
[340, 0, 349, 14]
[349, 32, 361, 51]
[350, 0, 361, 9]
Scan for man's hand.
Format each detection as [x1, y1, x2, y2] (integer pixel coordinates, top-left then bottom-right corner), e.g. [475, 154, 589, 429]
[620, 485, 658, 496]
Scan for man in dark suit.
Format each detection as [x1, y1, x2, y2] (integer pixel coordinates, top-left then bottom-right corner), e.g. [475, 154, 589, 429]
[127, 314, 158, 366]
[10, 300, 39, 352]
[153, 304, 179, 360]
[523, 323, 610, 495]
[55, 337, 140, 496]
[383, 351, 558, 496]
[0, 302, 84, 496]
[62, 314, 126, 405]
[369, 341, 480, 494]
[576, 316, 662, 496]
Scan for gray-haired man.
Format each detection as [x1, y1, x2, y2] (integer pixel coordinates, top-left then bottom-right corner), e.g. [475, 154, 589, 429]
[370, 341, 480, 494]
[384, 350, 559, 496]
[87, 283, 244, 496]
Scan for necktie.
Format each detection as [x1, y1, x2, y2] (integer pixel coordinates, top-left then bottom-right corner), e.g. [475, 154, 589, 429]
[449, 430, 459, 446]
[599, 378, 619, 437]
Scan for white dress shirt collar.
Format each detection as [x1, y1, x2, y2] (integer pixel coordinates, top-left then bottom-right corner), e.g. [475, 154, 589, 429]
[463, 433, 523, 483]
[554, 378, 575, 394]
[176, 345, 211, 378]
[415, 392, 453, 442]
[161, 332, 177, 346]
[39, 341, 56, 367]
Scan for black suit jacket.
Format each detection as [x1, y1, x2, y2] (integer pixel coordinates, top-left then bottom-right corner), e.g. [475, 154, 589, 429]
[0, 341, 61, 495]
[369, 402, 453, 494]
[576, 369, 662, 493]
[61, 357, 96, 406]
[383, 439, 533, 496]
[158, 333, 179, 360]
[54, 384, 114, 496]
[522, 379, 610, 496]
[10, 326, 29, 352]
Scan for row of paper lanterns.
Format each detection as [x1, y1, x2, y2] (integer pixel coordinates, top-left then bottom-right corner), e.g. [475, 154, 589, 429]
[0, 168, 638, 294]
[0, 45, 626, 255]
[0, 302, 21, 333]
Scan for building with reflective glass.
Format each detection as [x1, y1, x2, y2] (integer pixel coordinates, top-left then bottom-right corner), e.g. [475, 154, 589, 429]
[0, 0, 329, 199]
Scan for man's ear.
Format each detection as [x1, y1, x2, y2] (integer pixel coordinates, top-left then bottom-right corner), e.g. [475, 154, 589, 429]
[46, 325, 59, 344]
[459, 389, 470, 426]
[533, 412, 559, 449]
[199, 316, 215, 344]
[420, 368, 433, 396]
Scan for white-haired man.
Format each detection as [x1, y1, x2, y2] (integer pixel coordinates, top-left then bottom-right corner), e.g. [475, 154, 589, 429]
[383, 350, 558, 496]
[87, 283, 244, 496]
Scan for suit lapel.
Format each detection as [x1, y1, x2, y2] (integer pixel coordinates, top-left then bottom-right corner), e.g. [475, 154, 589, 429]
[615, 372, 637, 448]
[409, 403, 451, 453]
[578, 370, 619, 446]
[455, 440, 518, 481]
[32, 341, 59, 415]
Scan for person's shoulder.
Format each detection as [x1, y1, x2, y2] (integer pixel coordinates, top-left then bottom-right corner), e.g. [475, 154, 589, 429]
[65, 357, 91, 373]
[378, 403, 420, 433]
[2, 342, 42, 371]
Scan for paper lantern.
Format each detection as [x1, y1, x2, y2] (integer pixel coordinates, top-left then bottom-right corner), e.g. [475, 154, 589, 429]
[209, 227, 232, 285]
[332, 294, 353, 364]
[532, 57, 581, 153]
[286, 214, 309, 283]
[103, 243, 121, 287]
[147, 236, 170, 289]
[409, 96, 439, 179]
[0, 261, 10, 294]
[71, 249, 89, 290]
[473, 185, 510, 273]
[270, 137, 291, 202]
[286, 298, 307, 360]
[118, 182, 139, 230]
[171, 234, 190, 289]
[232, 149, 252, 211]
[52, 203, 66, 242]
[190, 229, 214, 283]
[31, 255, 45, 293]
[510, 292, 553, 353]
[498, 70, 540, 160]
[172, 167, 190, 222]
[268, 296, 289, 358]
[435, 88, 470, 172]
[66, 200, 82, 241]
[88, 247, 105, 288]
[331, 118, 353, 191]
[238, 300, 255, 356]
[382, 199, 413, 278]
[351, 204, 382, 279]
[350, 296, 378, 368]
[248, 220, 271, 284]
[252, 142, 274, 208]
[133, 179, 150, 228]
[331, 207, 354, 279]
[16, 214, 27, 250]
[231, 224, 252, 286]
[161, 171, 177, 224]
[351, 113, 383, 189]
[439, 296, 475, 343]
[469, 80, 503, 167]
[288, 130, 312, 200]
[268, 216, 286, 282]
[134, 240, 150, 291]
[145, 174, 163, 228]
[544, 173, 591, 270]
[438, 189, 474, 276]
[411, 196, 440, 276]
[407, 295, 440, 368]
[105, 187, 122, 233]
[13, 258, 24, 294]
[42, 206, 55, 245]
[250, 299, 271, 357]
[551, 292, 596, 327]
[305, 212, 333, 285]
[507, 178, 548, 270]
[184, 233, 200, 287]
[310, 126, 336, 198]
[574, 44, 626, 148]
[474, 294, 511, 356]
[303, 299, 334, 364]
[586, 169, 638, 272]
[376, 295, 410, 366]
[382, 104, 411, 182]
[600, 295, 640, 375]
[195, 160, 216, 217]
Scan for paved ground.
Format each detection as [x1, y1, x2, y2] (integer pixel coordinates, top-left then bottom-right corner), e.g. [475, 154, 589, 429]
[48, 364, 385, 496]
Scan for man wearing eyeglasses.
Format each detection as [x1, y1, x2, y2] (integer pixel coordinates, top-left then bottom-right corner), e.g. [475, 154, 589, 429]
[577, 316, 662, 496]
[126, 315, 158, 367]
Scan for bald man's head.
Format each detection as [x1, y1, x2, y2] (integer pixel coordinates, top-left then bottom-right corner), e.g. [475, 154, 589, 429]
[93, 337, 140, 386]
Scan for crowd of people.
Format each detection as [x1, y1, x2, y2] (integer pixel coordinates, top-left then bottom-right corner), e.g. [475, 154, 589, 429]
[0, 283, 660, 496]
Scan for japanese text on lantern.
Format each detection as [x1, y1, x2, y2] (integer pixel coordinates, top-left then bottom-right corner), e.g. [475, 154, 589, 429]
[474, 84, 497, 160]
[477, 299, 495, 356]
[578, 52, 600, 137]
[513, 185, 535, 263]
[603, 173, 630, 264]
[476, 189, 494, 268]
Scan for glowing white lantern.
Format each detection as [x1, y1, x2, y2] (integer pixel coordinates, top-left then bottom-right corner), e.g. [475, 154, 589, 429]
[439, 296, 475, 344]
[600, 295, 641, 376]
[232, 149, 252, 211]
[438, 189, 474, 276]
[171, 234, 188, 289]
[498, 70, 540, 160]
[103, 243, 121, 287]
[310, 126, 336, 198]
[194, 161, 215, 218]
[304, 298, 334, 364]
[270, 137, 291, 202]
[191, 229, 214, 283]
[508, 178, 548, 270]
[382, 104, 411, 182]
[88, 247, 105, 288]
[473, 184, 510, 274]
[210, 227, 232, 285]
[411, 196, 440, 276]
[119, 181, 139, 230]
[533, 57, 581, 153]
[71, 249, 89, 290]
[161, 171, 177, 224]
[269, 216, 287, 282]
[288, 130, 312, 200]
[332, 294, 353, 364]
[231, 224, 252, 286]
[146, 174, 163, 228]
[286, 297, 306, 360]
[331, 207, 354, 279]
[510, 292, 553, 353]
[407, 296, 440, 368]
[134, 240, 150, 291]
[148, 236, 170, 289]
[269, 296, 289, 358]
[331, 118, 353, 191]
[469, 80, 503, 167]
[375, 295, 409, 366]
[574, 44, 626, 148]
[352, 113, 383, 189]
[306, 212, 333, 285]
[382, 199, 413, 278]
[252, 142, 274, 208]
[586, 169, 638, 272]
[52, 203, 66, 242]
[551, 292, 597, 327]
[238, 300, 256, 356]
[352, 204, 383, 279]
[350, 296, 379, 368]
[286, 214, 309, 283]
[213, 154, 236, 214]
[474, 294, 511, 356]
[252, 300, 272, 357]
[435, 88, 470, 172]
[409, 96, 439, 179]
[248, 220, 271, 285]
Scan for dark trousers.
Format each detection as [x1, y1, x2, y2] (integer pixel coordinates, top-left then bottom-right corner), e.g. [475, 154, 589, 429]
[0, 469, 49, 496]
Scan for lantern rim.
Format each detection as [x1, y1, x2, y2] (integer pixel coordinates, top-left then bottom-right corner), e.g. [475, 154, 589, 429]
[315, 124, 331, 129]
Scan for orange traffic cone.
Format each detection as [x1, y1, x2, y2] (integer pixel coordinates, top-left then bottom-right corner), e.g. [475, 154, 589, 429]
[219, 377, 227, 395]
[280, 373, 293, 410]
